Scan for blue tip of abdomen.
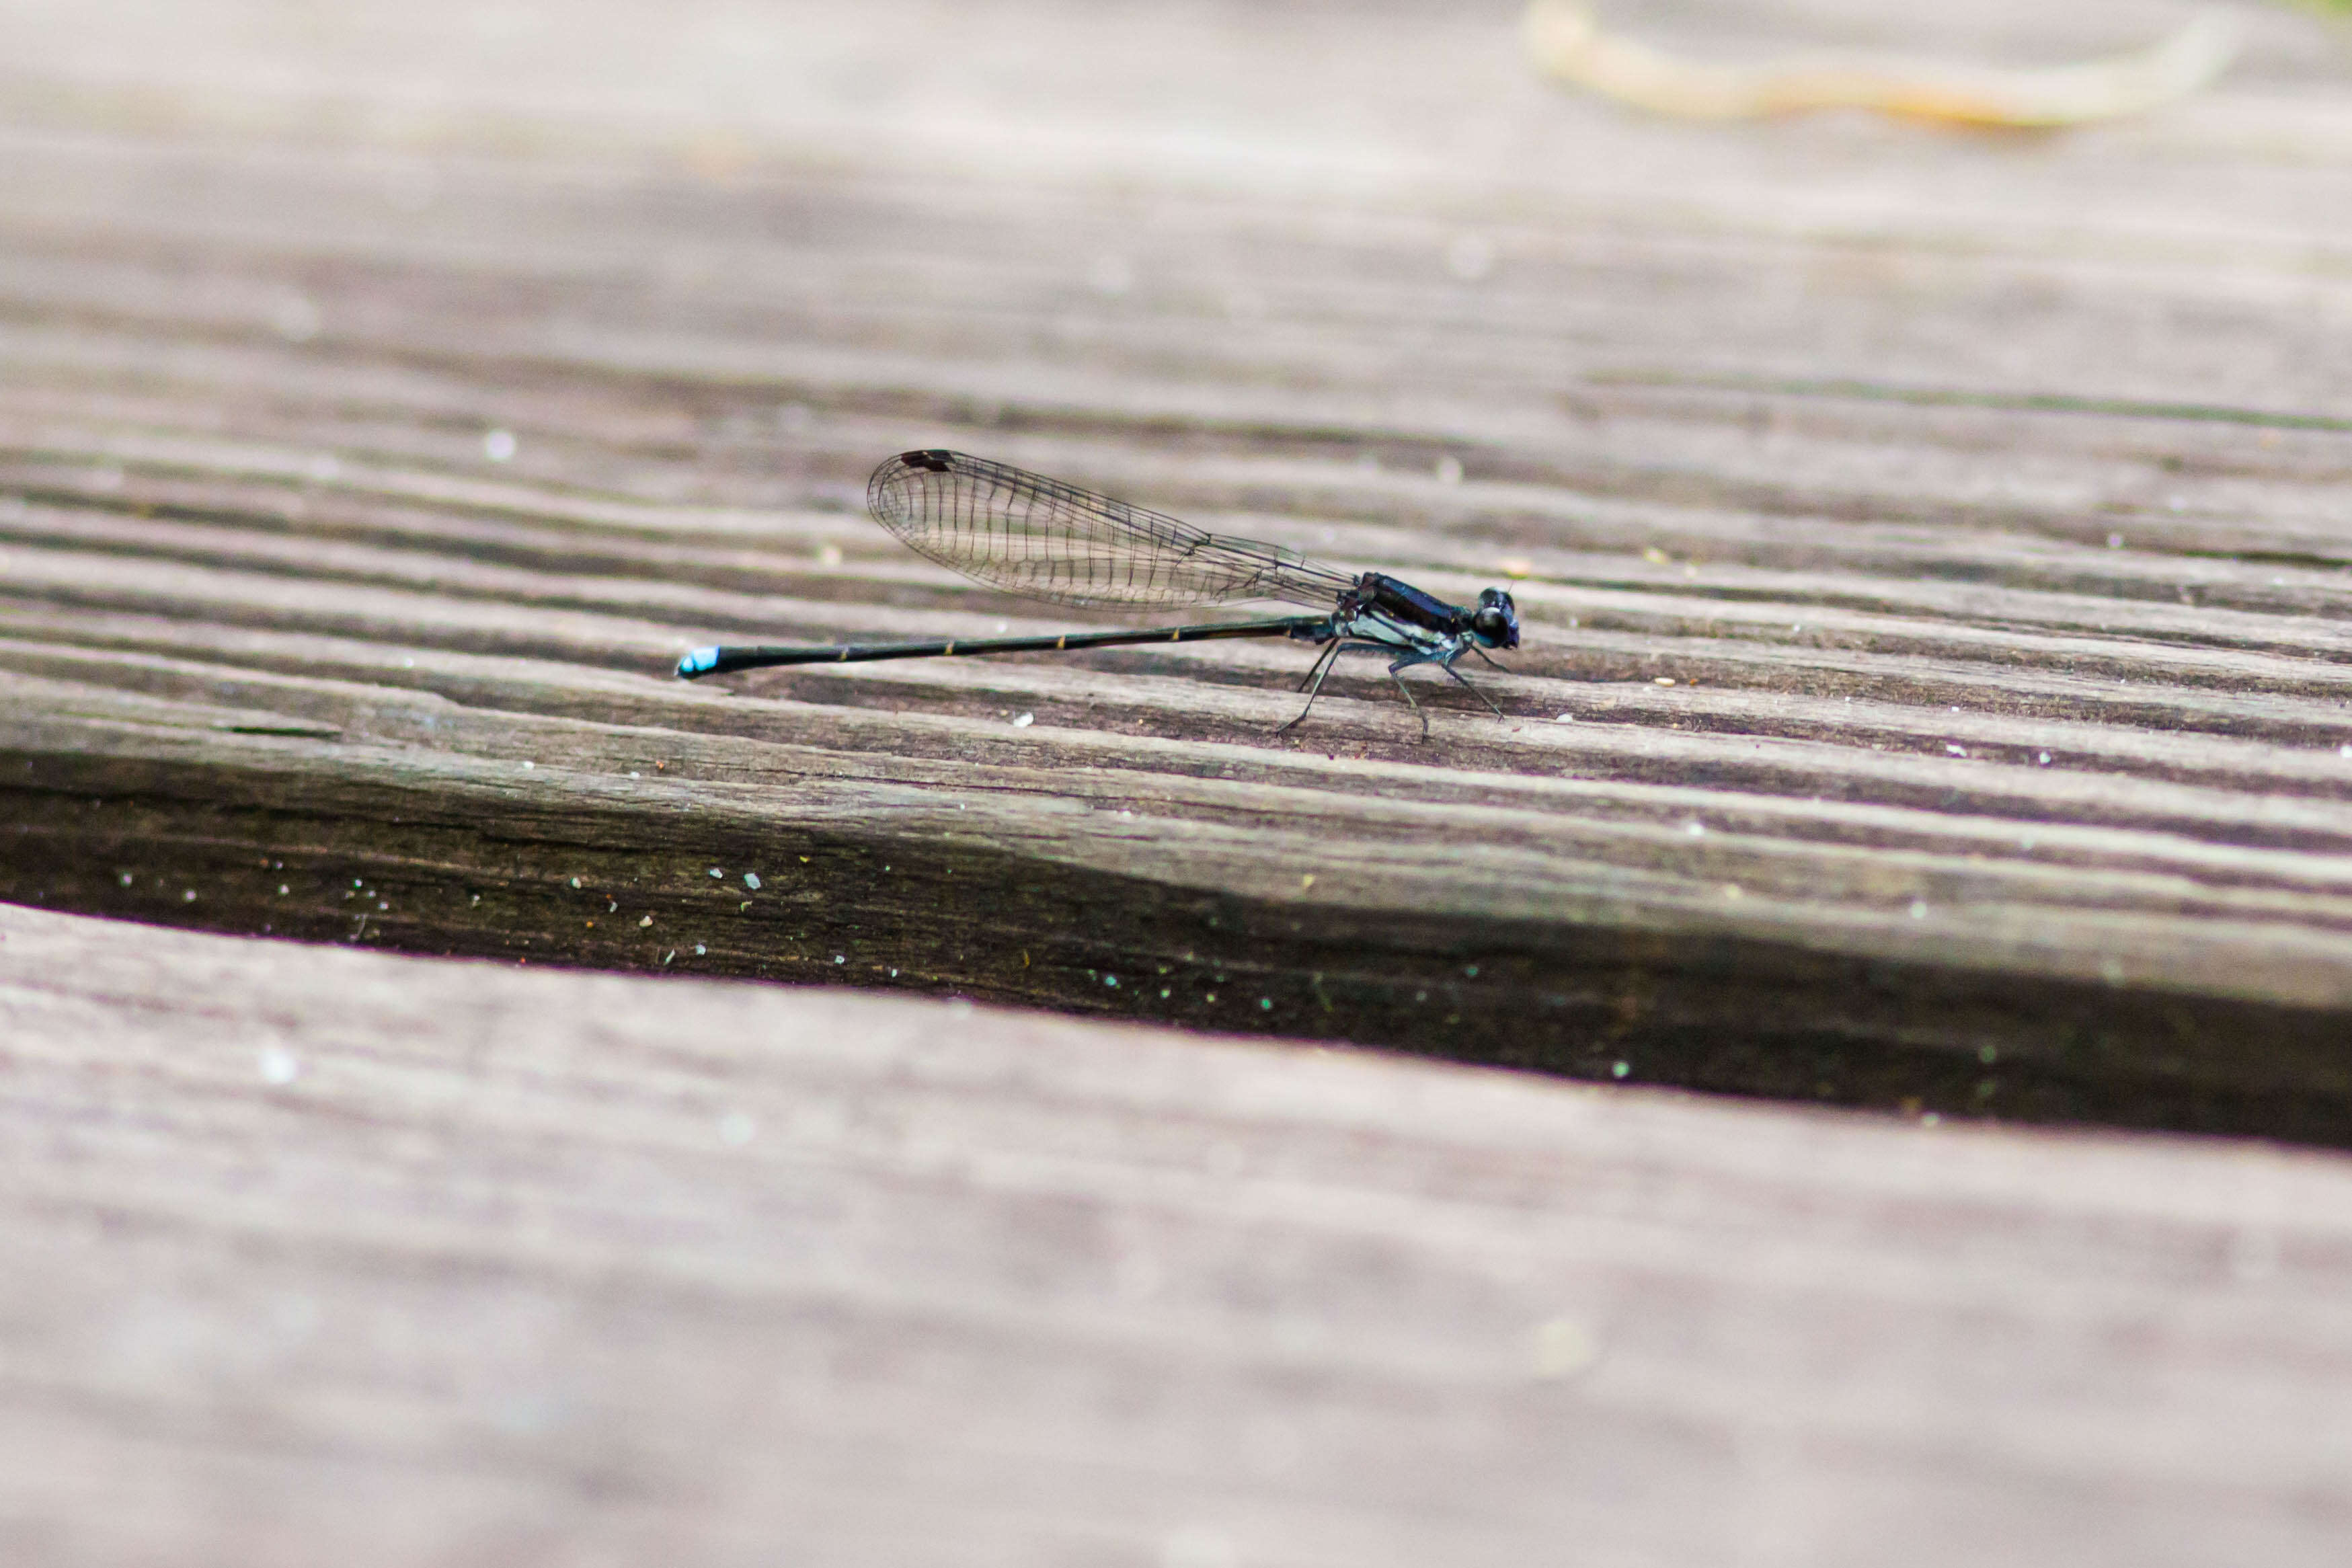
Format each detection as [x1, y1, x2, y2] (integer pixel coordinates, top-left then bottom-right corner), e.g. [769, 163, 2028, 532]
[677, 647, 720, 678]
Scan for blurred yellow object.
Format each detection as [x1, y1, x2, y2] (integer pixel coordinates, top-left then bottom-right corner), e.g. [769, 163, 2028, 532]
[1523, 1, 2242, 126]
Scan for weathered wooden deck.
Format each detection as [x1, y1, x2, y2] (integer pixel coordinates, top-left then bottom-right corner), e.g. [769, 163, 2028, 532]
[9, 1, 2352, 1136]
[11, 901, 2352, 1565]
[5, 0, 2352, 1557]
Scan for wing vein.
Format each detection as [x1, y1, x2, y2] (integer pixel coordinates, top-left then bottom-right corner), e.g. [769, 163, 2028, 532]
[866, 450, 1357, 611]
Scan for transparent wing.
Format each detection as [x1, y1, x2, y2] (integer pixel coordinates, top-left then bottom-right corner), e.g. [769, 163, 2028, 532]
[866, 450, 1358, 611]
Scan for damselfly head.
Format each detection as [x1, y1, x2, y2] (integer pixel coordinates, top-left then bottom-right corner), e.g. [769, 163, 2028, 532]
[1471, 587, 1519, 650]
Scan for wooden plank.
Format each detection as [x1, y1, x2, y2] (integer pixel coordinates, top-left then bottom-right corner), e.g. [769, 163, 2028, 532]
[6, 901, 2352, 1566]
[7, 0, 2352, 1138]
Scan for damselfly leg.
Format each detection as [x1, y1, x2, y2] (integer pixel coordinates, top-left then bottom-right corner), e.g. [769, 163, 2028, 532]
[1293, 638, 1343, 695]
[1278, 639, 1353, 734]
[1277, 639, 1505, 741]
[1442, 662, 1508, 718]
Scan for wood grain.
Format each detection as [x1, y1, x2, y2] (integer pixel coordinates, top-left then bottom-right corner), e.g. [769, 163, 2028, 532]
[7, 0, 2352, 1138]
[7, 901, 2352, 1567]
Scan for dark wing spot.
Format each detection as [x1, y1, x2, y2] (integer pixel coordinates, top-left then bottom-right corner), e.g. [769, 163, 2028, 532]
[902, 450, 955, 472]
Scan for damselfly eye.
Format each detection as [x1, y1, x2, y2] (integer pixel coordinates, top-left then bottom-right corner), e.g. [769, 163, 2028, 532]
[1472, 590, 1519, 649]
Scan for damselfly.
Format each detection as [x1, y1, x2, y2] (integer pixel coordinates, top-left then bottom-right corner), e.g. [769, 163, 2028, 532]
[676, 450, 1520, 737]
